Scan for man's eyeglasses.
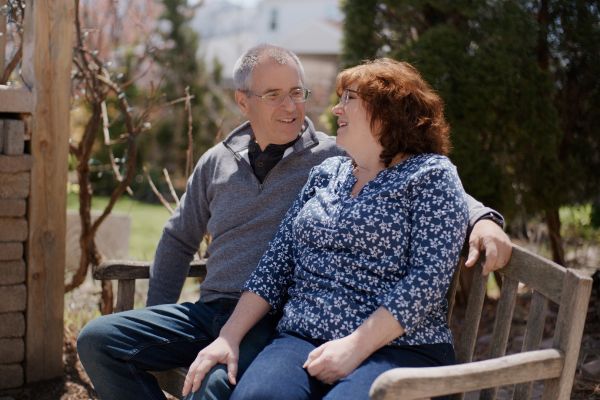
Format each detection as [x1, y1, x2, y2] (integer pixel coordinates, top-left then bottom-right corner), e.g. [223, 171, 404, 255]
[244, 88, 311, 106]
[339, 88, 360, 106]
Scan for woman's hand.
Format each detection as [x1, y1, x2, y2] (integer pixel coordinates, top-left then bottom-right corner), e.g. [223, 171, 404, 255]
[182, 337, 240, 397]
[303, 336, 369, 384]
[303, 307, 404, 384]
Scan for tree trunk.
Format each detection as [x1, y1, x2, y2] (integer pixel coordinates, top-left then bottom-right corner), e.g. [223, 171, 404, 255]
[545, 207, 565, 265]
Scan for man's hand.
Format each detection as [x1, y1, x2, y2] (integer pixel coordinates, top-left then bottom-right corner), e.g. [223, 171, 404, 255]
[182, 337, 239, 397]
[465, 219, 512, 275]
[303, 336, 368, 384]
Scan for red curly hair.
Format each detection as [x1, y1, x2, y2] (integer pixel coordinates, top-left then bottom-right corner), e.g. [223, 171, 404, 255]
[336, 58, 450, 166]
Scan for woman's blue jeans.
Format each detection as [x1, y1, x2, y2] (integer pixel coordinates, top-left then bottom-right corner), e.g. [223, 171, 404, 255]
[77, 299, 276, 400]
[230, 332, 455, 400]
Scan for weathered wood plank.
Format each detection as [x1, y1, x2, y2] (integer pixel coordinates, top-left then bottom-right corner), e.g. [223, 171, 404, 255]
[455, 263, 486, 364]
[0, 284, 26, 312]
[0, 312, 25, 338]
[115, 280, 135, 312]
[0, 364, 23, 389]
[0, 0, 6, 76]
[480, 276, 519, 400]
[0, 259, 26, 285]
[0, 155, 33, 172]
[152, 368, 187, 398]
[499, 245, 565, 304]
[0, 241, 23, 260]
[514, 291, 548, 400]
[542, 270, 593, 400]
[0, 338, 24, 363]
[94, 259, 208, 281]
[370, 349, 563, 400]
[0, 199, 26, 217]
[24, 0, 75, 383]
[0, 172, 30, 198]
[0, 86, 34, 114]
[0, 217, 27, 241]
[446, 258, 463, 323]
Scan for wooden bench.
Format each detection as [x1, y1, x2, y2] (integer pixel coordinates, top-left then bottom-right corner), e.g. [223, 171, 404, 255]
[94, 245, 592, 399]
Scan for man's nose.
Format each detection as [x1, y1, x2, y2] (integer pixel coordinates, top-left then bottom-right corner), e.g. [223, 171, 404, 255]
[281, 94, 296, 111]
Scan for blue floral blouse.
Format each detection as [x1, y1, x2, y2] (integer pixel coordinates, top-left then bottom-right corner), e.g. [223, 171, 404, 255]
[243, 154, 469, 346]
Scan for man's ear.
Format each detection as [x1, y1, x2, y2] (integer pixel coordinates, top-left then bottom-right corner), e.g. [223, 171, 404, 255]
[235, 90, 249, 116]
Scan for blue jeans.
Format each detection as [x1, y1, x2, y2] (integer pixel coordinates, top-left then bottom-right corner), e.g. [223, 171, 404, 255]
[77, 299, 276, 400]
[230, 332, 455, 400]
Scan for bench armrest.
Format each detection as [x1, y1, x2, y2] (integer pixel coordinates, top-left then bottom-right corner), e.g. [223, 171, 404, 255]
[370, 349, 564, 400]
[94, 258, 208, 280]
[92, 259, 208, 312]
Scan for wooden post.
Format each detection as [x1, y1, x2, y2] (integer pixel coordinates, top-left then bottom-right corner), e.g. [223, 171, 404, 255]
[0, 0, 7, 76]
[21, 0, 74, 382]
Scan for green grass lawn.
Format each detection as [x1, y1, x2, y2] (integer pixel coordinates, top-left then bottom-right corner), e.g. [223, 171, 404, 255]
[64, 194, 202, 332]
[67, 193, 172, 261]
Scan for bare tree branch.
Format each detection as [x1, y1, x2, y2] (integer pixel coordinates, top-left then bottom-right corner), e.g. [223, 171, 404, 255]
[102, 100, 133, 196]
[145, 166, 175, 213]
[184, 86, 194, 178]
[163, 168, 180, 207]
[0, 44, 21, 84]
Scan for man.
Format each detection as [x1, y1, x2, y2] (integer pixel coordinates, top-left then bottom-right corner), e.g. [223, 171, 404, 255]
[77, 44, 511, 400]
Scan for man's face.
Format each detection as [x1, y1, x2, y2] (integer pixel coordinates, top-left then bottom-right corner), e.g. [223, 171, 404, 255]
[236, 58, 306, 148]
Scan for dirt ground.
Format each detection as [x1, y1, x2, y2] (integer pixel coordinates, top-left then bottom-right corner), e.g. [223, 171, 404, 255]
[2, 275, 600, 400]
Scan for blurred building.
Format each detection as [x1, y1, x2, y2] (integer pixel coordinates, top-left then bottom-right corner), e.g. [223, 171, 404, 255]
[191, 0, 343, 130]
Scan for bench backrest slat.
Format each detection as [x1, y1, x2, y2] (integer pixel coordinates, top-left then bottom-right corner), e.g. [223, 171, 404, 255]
[542, 270, 592, 399]
[455, 265, 487, 366]
[116, 279, 136, 313]
[479, 276, 519, 400]
[513, 291, 548, 399]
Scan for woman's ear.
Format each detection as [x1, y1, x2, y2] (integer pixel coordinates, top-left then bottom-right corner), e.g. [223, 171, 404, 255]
[235, 90, 249, 116]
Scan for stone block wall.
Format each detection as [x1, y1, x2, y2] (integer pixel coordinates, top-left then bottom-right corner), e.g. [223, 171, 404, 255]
[0, 117, 28, 389]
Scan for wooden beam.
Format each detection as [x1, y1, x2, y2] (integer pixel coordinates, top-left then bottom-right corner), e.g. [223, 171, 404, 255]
[0, 86, 34, 113]
[23, 0, 74, 383]
[94, 259, 208, 280]
[0, 0, 6, 75]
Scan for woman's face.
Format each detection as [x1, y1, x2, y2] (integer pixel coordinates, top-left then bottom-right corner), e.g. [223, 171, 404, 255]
[332, 86, 382, 161]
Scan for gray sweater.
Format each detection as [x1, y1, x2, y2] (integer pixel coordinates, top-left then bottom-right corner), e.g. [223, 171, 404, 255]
[147, 118, 503, 305]
[147, 118, 340, 305]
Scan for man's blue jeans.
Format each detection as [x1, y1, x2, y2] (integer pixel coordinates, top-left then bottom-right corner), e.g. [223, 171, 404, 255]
[230, 332, 455, 400]
[77, 299, 276, 400]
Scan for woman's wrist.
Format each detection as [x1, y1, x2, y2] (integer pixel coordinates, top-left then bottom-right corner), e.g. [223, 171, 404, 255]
[219, 325, 244, 346]
[346, 330, 380, 359]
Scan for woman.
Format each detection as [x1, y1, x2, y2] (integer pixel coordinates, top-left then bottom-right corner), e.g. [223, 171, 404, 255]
[182, 58, 469, 400]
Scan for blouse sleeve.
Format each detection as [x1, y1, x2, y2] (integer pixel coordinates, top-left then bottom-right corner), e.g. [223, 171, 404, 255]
[380, 163, 469, 335]
[243, 158, 338, 312]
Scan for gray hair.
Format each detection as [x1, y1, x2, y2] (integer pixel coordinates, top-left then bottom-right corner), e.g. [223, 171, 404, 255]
[232, 44, 305, 91]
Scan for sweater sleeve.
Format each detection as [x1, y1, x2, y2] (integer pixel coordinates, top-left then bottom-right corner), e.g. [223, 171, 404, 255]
[465, 193, 504, 229]
[147, 155, 211, 306]
[380, 164, 469, 334]
[243, 158, 339, 312]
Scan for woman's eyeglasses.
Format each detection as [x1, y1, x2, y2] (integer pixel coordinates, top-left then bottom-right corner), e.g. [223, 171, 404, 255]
[339, 88, 360, 106]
